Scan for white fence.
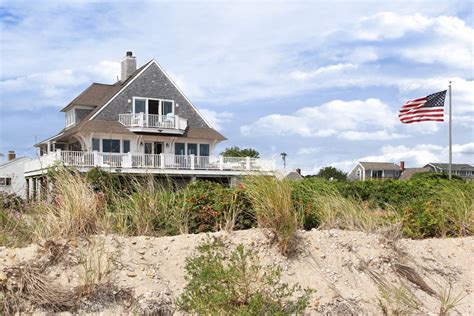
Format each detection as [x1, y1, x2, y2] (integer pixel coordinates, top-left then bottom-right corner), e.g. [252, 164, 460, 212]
[118, 113, 188, 130]
[25, 150, 276, 173]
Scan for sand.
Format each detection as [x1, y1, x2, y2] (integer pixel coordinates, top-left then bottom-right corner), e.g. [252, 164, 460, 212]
[1, 229, 473, 315]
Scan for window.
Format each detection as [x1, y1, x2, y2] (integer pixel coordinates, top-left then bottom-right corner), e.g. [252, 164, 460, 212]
[187, 143, 198, 155]
[134, 99, 146, 114]
[65, 110, 76, 127]
[175, 143, 185, 155]
[199, 144, 210, 156]
[123, 140, 130, 153]
[372, 170, 383, 179]
[162, 101, 173, 116]
[133, 98, 174, 116]
[356, 169, 361, 179]
[92, 138, 100, 151]
[102, 139, 121, 153]
[0, 177, 11, 186]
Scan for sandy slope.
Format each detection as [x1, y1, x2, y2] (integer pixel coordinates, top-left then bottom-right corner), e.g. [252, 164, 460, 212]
[1, 229, 473, 315]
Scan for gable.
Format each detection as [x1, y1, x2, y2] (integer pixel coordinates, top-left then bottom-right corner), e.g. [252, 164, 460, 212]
[91, 61, 211, 129]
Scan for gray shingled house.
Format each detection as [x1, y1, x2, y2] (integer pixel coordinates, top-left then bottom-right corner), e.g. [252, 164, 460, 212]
[24, 52, 275, 199]
[424, 163, 474, 179]
[347, 161, 402, 181]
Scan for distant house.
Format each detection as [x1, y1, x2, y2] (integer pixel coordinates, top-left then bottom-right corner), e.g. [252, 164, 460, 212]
[348, 161, 401, 181]
[399, 167, 431, 181]
[284, 169, 303, 182]
[424, 163, 474, 180]
[0, 151, 31, 198]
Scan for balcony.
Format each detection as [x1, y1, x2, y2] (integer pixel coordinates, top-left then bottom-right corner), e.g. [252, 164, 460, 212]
[118, 113, 188, 134]
[24, 150, 276, 176]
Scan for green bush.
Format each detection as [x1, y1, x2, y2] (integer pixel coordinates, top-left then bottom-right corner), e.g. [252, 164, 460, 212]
[0, 192, 33, 247]
[177, 238, 312, 315]
[291, 177, 474, 238]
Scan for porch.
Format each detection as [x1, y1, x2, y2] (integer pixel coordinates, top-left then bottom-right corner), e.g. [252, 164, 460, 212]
[24, 150, 276, 176]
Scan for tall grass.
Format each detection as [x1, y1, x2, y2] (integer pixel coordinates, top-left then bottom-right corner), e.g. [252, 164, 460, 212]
[437, 182, 473, 237]
[244, 176, 302, 255]
[293, 179, 398, 233]
[33, 168, 105, 241]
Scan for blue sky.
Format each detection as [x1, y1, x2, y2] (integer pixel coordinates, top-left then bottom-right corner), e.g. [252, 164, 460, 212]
[0, 0, 473, 174]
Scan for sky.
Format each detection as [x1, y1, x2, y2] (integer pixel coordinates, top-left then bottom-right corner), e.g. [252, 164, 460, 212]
[0, 0, 473, 174]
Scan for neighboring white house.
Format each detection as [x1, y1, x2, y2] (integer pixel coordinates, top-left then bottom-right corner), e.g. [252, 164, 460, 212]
[0, 151, 31, 198]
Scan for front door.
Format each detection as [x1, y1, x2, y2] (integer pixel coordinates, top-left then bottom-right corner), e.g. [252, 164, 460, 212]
[144, 142, 163, 167]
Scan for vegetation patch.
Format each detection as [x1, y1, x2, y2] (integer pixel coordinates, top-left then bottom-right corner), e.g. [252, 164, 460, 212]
[177, 238, 312, 315]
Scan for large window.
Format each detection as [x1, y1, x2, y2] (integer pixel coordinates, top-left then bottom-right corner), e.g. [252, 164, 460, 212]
[372, 170, 383, 179]
[199, 144, 210, 156]
[133, 98, 174, 116]
[102, 139, 121, 153]
[187, 143, 198, 155]
[175, 143, 185, 155]
[134, 99, 146, 113]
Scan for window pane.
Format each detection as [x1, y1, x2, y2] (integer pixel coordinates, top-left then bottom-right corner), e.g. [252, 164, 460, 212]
[6, 178, 11, 186]
[123, 140, 130, 153]
[187, 143, 197, 155]
[175, 143, 185, 155]
[162, 101, 173, 115]
[92, 138, 100, 151]
[135, 99, 146, 113]
[103, 139, 121, 153]
[199, 144, 210, 156]
[0, 178, 5, 186]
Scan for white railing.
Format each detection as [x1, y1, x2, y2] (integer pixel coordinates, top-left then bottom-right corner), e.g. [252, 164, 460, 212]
[24, 150, 276, 173]
[118, 113, 188, 130]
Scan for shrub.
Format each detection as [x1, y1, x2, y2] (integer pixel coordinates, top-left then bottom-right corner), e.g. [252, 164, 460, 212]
[244, 176, 302, 255]
[177, 238, 312, 315]
[0, 193, 33, 247]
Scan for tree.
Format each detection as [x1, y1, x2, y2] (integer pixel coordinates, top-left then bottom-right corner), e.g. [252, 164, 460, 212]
[221, 146, 260, 158]
[314, 166, 347, 181]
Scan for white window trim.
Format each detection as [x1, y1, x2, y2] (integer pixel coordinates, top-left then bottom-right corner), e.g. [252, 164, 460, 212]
[132, 96, 175, 117]
[92, 137, 131, 154]
[65, 109, 76, 127]
[174, 141, 210, 156]
[0, 177, 12, 186]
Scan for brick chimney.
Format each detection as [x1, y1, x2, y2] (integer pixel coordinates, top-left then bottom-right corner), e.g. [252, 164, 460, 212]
[7, 150, 16, 161]
[400, 161, 405, 172]
[296, 168, 302, 175]
[121, 51, 137, 82]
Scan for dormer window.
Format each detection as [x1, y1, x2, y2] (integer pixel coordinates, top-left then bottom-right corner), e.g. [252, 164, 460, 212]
[65, 109, 76, 127]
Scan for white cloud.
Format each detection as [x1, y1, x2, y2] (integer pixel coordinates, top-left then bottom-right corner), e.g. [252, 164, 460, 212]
[297, 147, 320, 155]
[339, 130, 407, 141]
[289, 63, 357, 81]
[241, 98, 400, 140]
[355, 12, 432, 40]
[199, 109, 234, 131]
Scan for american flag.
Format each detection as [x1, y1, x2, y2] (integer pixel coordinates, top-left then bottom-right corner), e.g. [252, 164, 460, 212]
[399, 90, 446, 124]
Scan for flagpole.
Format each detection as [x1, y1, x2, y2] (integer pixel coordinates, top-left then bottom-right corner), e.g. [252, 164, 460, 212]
[448, 81, 452, 180]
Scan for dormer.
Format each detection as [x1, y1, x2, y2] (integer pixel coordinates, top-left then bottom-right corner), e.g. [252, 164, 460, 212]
[64, 105, 95, 128]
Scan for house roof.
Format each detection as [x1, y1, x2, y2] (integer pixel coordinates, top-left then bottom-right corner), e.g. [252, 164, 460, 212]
[183, 127, 226, 141]
[359, 162, 400, 170]
[38, 59, 226, 145]
[425, 163, 474, 171]
[285, 171, 303, 181]
[399, 167, 430, 181]
[61, 61, 151, 112]
[0, 156, 31, 169]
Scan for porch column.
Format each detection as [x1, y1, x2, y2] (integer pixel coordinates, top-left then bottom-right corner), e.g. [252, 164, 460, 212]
[246, 157, 251, 170]
[25, 178, 30, 202]
[190, 154, 195, 170]
[160, 153, 165, 169]
[32, 177, 37, 201]
[219, 155, 224, 171]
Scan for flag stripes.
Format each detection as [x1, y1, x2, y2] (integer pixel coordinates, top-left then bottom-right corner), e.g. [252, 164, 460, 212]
[399, 90, 446, 124]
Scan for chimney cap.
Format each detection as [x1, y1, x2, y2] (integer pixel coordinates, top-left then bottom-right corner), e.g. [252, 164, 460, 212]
[126, 51, 133, 57]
